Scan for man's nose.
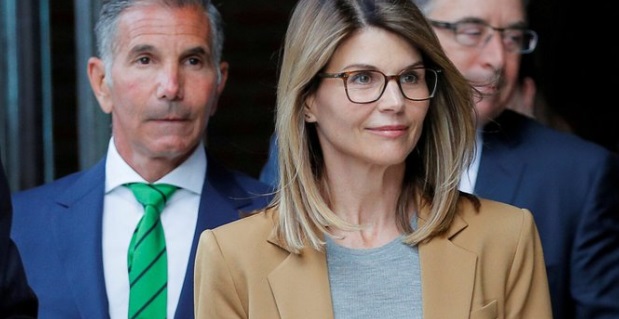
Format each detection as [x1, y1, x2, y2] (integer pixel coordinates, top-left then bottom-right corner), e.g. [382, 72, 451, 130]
[478, 31, 507, 69]
[156, 64, 183, 101]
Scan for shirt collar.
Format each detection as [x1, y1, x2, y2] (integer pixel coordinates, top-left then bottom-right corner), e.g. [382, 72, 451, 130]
[105, 137, 206, 195]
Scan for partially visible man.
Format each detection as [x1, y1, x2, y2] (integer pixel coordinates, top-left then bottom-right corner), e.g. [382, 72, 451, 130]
[1, 155, 37, 318]
[412, 0, 619, 318]
[10, 1, 271, 318]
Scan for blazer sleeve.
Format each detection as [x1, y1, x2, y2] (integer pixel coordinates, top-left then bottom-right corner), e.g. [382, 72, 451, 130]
[505, 209, 553, 318]
[194, 230, 246, 319]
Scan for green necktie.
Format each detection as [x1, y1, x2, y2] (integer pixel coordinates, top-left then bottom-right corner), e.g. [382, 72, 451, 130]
[125, 183, 178, 319]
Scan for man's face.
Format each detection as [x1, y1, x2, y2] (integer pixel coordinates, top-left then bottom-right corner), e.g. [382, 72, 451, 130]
[427, 0, 525, 126]
[91, 4, 227, 167]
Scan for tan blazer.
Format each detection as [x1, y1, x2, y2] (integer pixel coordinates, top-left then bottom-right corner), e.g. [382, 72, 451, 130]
[194, 197, 552, 319]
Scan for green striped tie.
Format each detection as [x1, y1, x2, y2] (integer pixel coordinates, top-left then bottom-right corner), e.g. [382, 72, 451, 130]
[125, 183, 178, 319]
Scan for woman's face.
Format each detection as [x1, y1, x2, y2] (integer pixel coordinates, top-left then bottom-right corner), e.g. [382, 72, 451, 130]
[305, 27, 431, 170]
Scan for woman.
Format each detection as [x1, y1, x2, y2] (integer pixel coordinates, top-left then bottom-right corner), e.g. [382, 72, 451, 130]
[194, 0, 552, 318]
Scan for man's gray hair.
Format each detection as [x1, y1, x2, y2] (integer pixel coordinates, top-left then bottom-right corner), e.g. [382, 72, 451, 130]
[94, 0, 224, 79]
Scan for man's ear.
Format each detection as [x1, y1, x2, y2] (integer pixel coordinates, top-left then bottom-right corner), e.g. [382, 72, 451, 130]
[217, 61, 229, 95]
[208, 61, 229, 117]
[87, 57, 113, 114]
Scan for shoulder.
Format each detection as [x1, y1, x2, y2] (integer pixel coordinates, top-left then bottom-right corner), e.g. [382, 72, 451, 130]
[197, 207, 284, 263]
[209, 208, 276, 241]
[489, 110, 617, 168]
[454, 196, 537, 248]
[206, 156, 274, 199]
[12, 168, 95, 204]
[15, 157, 104, 194]
[10, 160, 106, 227]
[205, 155, 274, 214]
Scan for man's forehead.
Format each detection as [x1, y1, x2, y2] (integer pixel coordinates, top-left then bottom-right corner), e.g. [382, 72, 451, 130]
[116, 6, 210, 43]
[427, 0, 525, 22]
[118, 5, 209, 34]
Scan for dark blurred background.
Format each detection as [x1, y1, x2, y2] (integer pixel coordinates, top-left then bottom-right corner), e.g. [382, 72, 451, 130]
[1, 0, 617, 192]
[524, 1, 619, 151]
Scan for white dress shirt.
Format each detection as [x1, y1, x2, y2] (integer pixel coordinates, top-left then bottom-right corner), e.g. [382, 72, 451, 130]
[459, 130, 483, 193]
[102, 138, 205, 319]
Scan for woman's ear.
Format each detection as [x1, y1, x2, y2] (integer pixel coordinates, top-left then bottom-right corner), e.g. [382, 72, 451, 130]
[87, 57, 113, 114]
[304, 94, 317, 123]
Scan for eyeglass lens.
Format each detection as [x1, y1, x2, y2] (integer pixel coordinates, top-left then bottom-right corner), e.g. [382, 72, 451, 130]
[345, 69, 437, 103]
[453, 22, 536, 53]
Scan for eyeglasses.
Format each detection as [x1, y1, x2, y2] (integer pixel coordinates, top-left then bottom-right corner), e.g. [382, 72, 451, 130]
[429, 19, 538, 54]
[318, 68, 440, 104]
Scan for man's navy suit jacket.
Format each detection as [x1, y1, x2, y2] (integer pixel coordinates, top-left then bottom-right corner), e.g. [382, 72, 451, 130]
[11, 154, 272, 319]
[475, 110, 619, 319]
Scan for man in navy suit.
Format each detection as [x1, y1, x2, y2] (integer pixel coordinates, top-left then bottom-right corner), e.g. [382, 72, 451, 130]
[1, 155, 37, 318]
[10, 1, 271, 318]
[413, 0, 619, 317]
[258, 0, 619, 317]
[415, 0, 619, 317]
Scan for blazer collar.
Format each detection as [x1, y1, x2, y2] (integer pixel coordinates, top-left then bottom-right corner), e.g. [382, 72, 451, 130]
[418, 207, 477, 319]
[268, 246, 334, 319]
[265, 211, 333, 319]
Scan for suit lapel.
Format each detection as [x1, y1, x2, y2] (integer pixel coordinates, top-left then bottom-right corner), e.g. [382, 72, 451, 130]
[52, 160, 109, 318]
[268, 246, 334, 319]
[419, 213, 477, 319]
[175, 156, 265, 319]
[476, 113, 527, 203]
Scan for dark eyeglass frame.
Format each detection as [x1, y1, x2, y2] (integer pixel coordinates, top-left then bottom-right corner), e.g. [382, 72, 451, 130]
[317, 68, 441, 104]
[429, 19, 538, 54]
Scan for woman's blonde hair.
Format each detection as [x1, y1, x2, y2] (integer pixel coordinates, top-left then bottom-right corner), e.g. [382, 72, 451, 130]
[273, 0, 478, 253]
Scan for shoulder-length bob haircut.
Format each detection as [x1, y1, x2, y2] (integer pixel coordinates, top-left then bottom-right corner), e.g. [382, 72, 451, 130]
[273, 0, 478, 253]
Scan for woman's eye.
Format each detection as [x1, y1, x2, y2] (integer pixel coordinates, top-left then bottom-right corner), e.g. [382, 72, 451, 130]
[401, 73, 419, 84]
[350, 72, 374, 85]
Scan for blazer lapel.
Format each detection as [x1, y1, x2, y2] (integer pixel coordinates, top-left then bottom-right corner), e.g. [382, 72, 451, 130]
[419, 213, 477, 319]
[268, 246, 334, 319]
[52, 160, 109, 318]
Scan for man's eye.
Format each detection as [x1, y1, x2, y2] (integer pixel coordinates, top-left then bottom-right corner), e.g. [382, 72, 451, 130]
[457, 23, 485, 36]
[137, 57, 151, 64]
[504, 30, 525, 42]
[459, 28, 483, 36]
[187, 58, 202, 66]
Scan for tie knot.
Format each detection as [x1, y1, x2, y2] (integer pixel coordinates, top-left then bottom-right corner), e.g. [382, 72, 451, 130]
[125, 183, 178, 212]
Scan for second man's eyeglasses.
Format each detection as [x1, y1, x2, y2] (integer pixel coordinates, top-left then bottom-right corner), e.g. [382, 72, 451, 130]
[318, 67, 440, 104]
[429, 19, 538, 54]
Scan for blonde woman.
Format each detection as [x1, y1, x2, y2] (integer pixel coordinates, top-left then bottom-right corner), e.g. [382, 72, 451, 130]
[194, 0, 552, 318]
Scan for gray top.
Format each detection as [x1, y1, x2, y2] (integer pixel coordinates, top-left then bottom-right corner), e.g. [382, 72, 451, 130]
[325, 235, 423, 319]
